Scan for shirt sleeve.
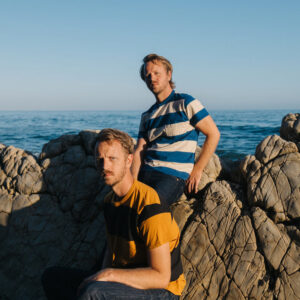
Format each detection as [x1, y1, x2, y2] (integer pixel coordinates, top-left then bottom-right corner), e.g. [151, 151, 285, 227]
[138, 200, 179, 249]
[184, 96, 209, 127]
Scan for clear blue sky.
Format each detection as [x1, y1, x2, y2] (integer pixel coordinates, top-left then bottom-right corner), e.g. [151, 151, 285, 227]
[1, 0, 299, 111]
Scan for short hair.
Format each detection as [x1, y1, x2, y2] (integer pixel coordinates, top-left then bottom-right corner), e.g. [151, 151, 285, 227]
[140, 53, 175, 89]
[95, 128, 134, 155]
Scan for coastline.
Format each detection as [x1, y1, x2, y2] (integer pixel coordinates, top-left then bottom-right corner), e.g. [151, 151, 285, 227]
[0, 112, 299, 299]
[0, 109, 296, 160]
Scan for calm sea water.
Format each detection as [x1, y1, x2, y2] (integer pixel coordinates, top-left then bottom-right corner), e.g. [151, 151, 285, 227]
[0, 110, 295, 160]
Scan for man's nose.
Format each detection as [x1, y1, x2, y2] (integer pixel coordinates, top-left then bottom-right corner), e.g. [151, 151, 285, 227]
[103, 159, 110, 170]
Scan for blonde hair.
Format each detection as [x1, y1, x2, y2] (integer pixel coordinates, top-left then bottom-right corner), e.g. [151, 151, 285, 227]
[140, 53, 175, 89]
[96, 128, 134, 155]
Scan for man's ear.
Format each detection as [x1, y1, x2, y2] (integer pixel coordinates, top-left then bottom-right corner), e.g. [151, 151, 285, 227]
[167, 70, 172, 81]
[127, 153, 133, 167]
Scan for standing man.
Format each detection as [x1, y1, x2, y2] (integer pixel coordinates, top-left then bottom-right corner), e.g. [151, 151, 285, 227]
[131, 54, 220, 205]
[42, 129, 185, 300]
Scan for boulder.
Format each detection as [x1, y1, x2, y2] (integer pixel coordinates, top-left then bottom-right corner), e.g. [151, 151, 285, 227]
[0, 132, 107, 300]
[0, 114, 299, 299]
[0, 146, 45, 195]
[240, 135, 300, 223]
[240, 133, 300, 300]
[174, 181, 271, 300]
[280, 113, 300, 145]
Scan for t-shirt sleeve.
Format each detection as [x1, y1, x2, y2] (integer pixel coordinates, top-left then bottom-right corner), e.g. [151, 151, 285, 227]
[138, 201, 179, 249]
[184, 95, 209, 127]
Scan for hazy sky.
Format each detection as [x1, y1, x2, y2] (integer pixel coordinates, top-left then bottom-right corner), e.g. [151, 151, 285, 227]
[1, 0, 299, 111]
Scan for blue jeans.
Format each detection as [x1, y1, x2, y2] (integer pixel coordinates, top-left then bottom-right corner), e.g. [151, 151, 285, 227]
[42, 267, 179, 300]
[138, 169, 185, 206]
[78, 281, 179, 299]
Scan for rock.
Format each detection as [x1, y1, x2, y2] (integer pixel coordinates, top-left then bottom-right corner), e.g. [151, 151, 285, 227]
[241, 135, 300, 222]
[219, 157, 244, 184]
[195, 146, 222, 191]
[178, 181, 271, 300]
[0, 145, 45, 195]
[39, 134, 81, 160]
[252, 207, 300, 300]
[0, 133, 106, 300]
[0, 114, 300, 300]
[252, 207, 290, 270]
[171, 196, 195, 232]
[79, 129, 101, 155]
[280, 113, 300, 145]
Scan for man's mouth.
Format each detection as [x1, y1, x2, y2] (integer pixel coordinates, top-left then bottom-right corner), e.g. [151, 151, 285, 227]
[102, 171, 113, 177]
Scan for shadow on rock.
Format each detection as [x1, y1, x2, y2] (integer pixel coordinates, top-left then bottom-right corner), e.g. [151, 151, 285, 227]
[0, 130, 109, 300]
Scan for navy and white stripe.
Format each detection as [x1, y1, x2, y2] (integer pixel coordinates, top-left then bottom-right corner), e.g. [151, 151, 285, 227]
[138, 90, 209, 180]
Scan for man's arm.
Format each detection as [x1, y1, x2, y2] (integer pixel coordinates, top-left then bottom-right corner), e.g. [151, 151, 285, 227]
[186, 115, 220, 194]
[131, 138, 147, 179]
[82, 242, 171, 290]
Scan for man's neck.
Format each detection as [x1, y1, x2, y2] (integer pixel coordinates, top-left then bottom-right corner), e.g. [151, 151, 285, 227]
[112, 173, 134, 197]
[155, 87, 173, 103]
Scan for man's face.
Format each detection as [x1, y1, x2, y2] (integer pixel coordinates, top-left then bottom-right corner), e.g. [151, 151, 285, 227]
[95, 140, 130, 187]
[144, 61, 172, 95]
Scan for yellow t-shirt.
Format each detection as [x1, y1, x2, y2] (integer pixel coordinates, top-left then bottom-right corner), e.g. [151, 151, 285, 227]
[104, 180, 186, 296]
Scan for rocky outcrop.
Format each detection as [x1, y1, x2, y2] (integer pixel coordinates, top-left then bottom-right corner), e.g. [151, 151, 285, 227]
[172, 181, 271, 299]
[0, 132, 107, 300]
[280, 113, 300, 146]
[240, 134, 300, 222]
[0, 113, 299, 299]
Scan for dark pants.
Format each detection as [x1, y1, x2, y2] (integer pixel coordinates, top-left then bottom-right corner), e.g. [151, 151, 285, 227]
[138, 169, 185, 206]
[41, 266, 179, 300]
[41, 267, 91, 300]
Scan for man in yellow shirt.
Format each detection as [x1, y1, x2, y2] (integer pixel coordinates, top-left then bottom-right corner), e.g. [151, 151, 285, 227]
[42, 128, 185, 299]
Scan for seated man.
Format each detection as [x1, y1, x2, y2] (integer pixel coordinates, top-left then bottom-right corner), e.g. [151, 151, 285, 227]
[132, 54, 220, 205]
[42, 128, 185, 300]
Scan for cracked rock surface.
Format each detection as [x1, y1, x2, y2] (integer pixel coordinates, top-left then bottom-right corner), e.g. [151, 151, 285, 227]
[0, 113, 299, 299]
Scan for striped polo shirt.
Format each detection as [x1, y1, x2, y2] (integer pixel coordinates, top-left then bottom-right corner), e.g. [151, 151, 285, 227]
[138, 90, 209, 180]
[104, 180, 186, 296]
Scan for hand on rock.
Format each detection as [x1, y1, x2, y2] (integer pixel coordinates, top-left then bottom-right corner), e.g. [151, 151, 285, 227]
[186, 169, 203, 194]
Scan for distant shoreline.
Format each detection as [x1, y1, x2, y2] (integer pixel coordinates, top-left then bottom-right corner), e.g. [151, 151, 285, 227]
[0, 109, 298, 161]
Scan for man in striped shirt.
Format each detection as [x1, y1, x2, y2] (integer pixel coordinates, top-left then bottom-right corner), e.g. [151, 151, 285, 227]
[131, 54, 220, 205]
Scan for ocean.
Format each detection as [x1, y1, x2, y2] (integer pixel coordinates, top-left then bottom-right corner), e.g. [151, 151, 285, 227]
[0, 110, 295, 161]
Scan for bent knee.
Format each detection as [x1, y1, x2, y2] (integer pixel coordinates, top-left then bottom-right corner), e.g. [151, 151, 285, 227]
[78, 281, 124, 300]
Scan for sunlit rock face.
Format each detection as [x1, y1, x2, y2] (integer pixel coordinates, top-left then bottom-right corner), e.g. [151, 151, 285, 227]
[0, 113, 299, 300]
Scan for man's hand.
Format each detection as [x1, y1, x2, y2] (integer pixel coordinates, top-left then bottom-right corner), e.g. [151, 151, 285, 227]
[84, 268, 113, 283]
[186, 168, 203, 194]
[77, 269, 114, 295]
